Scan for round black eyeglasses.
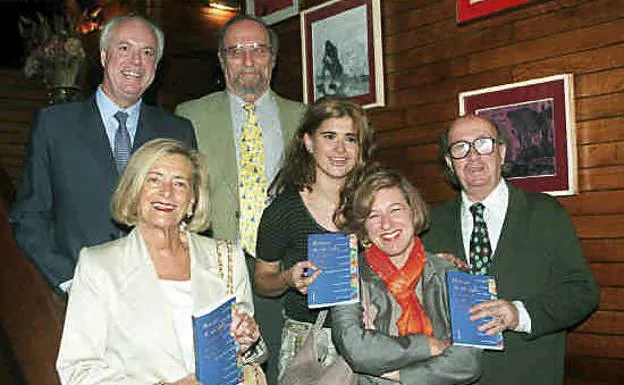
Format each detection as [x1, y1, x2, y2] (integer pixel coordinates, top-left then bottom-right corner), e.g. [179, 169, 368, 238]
[447, 137, 499, 159]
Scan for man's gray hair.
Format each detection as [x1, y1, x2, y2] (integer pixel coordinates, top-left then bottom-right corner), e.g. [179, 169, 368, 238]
[100, 15, 165, 62]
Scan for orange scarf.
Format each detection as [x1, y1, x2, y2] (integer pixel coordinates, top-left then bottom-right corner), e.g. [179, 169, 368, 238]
[364, 237, 433, 336]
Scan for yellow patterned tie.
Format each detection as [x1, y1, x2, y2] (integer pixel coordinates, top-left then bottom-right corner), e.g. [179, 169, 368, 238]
[238, 103, 267, 257]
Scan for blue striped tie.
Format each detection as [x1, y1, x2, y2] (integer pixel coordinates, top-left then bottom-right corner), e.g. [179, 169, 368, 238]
[114, 111, 131, 173]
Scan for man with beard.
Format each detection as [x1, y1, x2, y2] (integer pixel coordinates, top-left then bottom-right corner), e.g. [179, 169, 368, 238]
[175, 14, 303, 385]
[423, 115, 598, 385]
[10, 15, 196, 308]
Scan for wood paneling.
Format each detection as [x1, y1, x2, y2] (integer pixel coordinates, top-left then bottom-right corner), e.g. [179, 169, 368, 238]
[1, 0, 622, 384]
[599, 287, 624, 311]
[577, 116, 624, 145]
[579, 165, 624, 191]
[562, 190, 624, 216]
[581, 239, 624, 263]
[566, 356, 624, 384]
[568, 334, 624, 360]
[354, 1, 624, 384]
[0, 69, 46, 187]
[573, 311, 624, 334]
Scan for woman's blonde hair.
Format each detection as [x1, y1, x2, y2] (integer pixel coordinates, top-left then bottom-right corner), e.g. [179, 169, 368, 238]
[339, 170, 430, 243]
[111, 138, 211, 232]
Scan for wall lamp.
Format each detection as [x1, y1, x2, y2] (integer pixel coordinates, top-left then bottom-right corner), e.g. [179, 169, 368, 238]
[205, 0, 241, 11]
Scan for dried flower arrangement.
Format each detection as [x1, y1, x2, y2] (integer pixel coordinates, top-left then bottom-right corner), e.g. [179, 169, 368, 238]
[20, 13, 86, 103]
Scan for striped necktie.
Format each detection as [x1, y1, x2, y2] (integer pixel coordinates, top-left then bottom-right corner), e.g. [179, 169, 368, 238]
[469, 203, 493, 275]
[114, 111, 131, 173]
[237, 103, 267, 256]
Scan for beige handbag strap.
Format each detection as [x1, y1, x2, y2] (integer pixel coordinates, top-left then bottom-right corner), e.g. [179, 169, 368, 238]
[314, 310, 329, 331]
[215, 240, 234, 295]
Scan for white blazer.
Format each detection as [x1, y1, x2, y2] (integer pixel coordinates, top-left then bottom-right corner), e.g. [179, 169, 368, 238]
[56, 228, 253, 385]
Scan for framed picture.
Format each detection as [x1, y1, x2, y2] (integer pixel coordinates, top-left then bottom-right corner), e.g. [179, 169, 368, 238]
[246, 0, 299, 25]
[301, 0, 385, 109]
[459, 74, 577, 196]
[457, 0, 540, 24]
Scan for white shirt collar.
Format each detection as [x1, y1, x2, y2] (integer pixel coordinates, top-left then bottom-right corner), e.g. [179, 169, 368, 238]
[461, 179, 508, 211]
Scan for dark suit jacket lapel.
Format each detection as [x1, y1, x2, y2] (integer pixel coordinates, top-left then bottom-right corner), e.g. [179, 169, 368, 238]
[134, 103, 157, 150]
[490, 186, 528, 276]
[77, 95, 118, 179]
[449, 199, 468, 262]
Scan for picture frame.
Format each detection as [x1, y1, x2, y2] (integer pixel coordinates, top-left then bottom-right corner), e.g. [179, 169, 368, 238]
[301, 0, 384, 109]
[459, 74, 577, 196]
[246, 0, 299, 25]
[457, 0, 540, 24]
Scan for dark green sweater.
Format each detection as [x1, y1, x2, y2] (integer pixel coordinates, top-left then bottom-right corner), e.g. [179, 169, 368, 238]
[423, 185, 599, 385]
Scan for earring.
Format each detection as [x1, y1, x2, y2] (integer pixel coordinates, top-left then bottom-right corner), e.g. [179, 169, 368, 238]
[180, 211, 193, 233]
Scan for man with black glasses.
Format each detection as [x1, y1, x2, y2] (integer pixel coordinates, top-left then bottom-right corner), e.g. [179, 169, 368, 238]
[175, 14, 303, 385]
[424, 114, 598, 385]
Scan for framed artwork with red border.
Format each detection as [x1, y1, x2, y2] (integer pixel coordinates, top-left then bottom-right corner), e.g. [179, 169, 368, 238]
[459, 74, 577, 196]
[246, 0, 299, 25]
[457, 0, 540, 24]
[301, 0, 384, 109]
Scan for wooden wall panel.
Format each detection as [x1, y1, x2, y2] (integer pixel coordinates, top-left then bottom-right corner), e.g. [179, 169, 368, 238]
[513, 42, 624, 80]
[365, 1, 624, 383]
[577, 117, 624, 145]
[0, 0, 622, 383]
[562, 190, 624, 216]
[0, 69, 46, 187]
[566, 356, 624, 384]
[582, 239, 624, 263]
[568, 334, 624, 359]
[574, 311, 624, 335]
[600, 288, 624, 311]
[579, 166, 624, 191]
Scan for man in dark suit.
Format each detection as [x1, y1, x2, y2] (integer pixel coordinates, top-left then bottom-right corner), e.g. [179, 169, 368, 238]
[423, 115, 599, 385]
[9, 15, 196, 296]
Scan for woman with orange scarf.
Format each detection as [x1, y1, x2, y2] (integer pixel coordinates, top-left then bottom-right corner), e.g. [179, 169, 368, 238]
[332, 170, 481, 384]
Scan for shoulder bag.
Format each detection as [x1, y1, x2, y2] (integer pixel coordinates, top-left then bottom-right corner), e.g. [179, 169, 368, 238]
[279, 309, 356, 385]
[215, 240, 268, 385]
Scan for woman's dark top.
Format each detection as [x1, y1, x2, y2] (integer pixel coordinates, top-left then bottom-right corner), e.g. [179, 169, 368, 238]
[256, 187, 333, 326]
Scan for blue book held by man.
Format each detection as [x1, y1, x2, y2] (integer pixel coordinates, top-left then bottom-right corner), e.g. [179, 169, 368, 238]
[446, 271, 504, 350]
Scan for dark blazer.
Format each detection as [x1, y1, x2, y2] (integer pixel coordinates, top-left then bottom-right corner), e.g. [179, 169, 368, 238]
[331, 254, 481, 385]
[9, 95, 197, 289]
[423, 185, 599, 385]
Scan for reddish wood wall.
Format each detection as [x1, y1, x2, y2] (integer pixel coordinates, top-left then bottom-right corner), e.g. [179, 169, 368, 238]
[0, 0, 622, 384]
[369, 1, 624, 384]
[0, 69, 46, 186]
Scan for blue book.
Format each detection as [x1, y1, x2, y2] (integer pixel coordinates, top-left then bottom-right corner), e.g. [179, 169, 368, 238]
[446, 271, 504, 350]
[192, 294, 242, 385]
[307, 233, 360, 309]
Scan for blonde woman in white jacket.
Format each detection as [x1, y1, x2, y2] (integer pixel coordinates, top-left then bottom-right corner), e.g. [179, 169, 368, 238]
[57, 139, 264, 385]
